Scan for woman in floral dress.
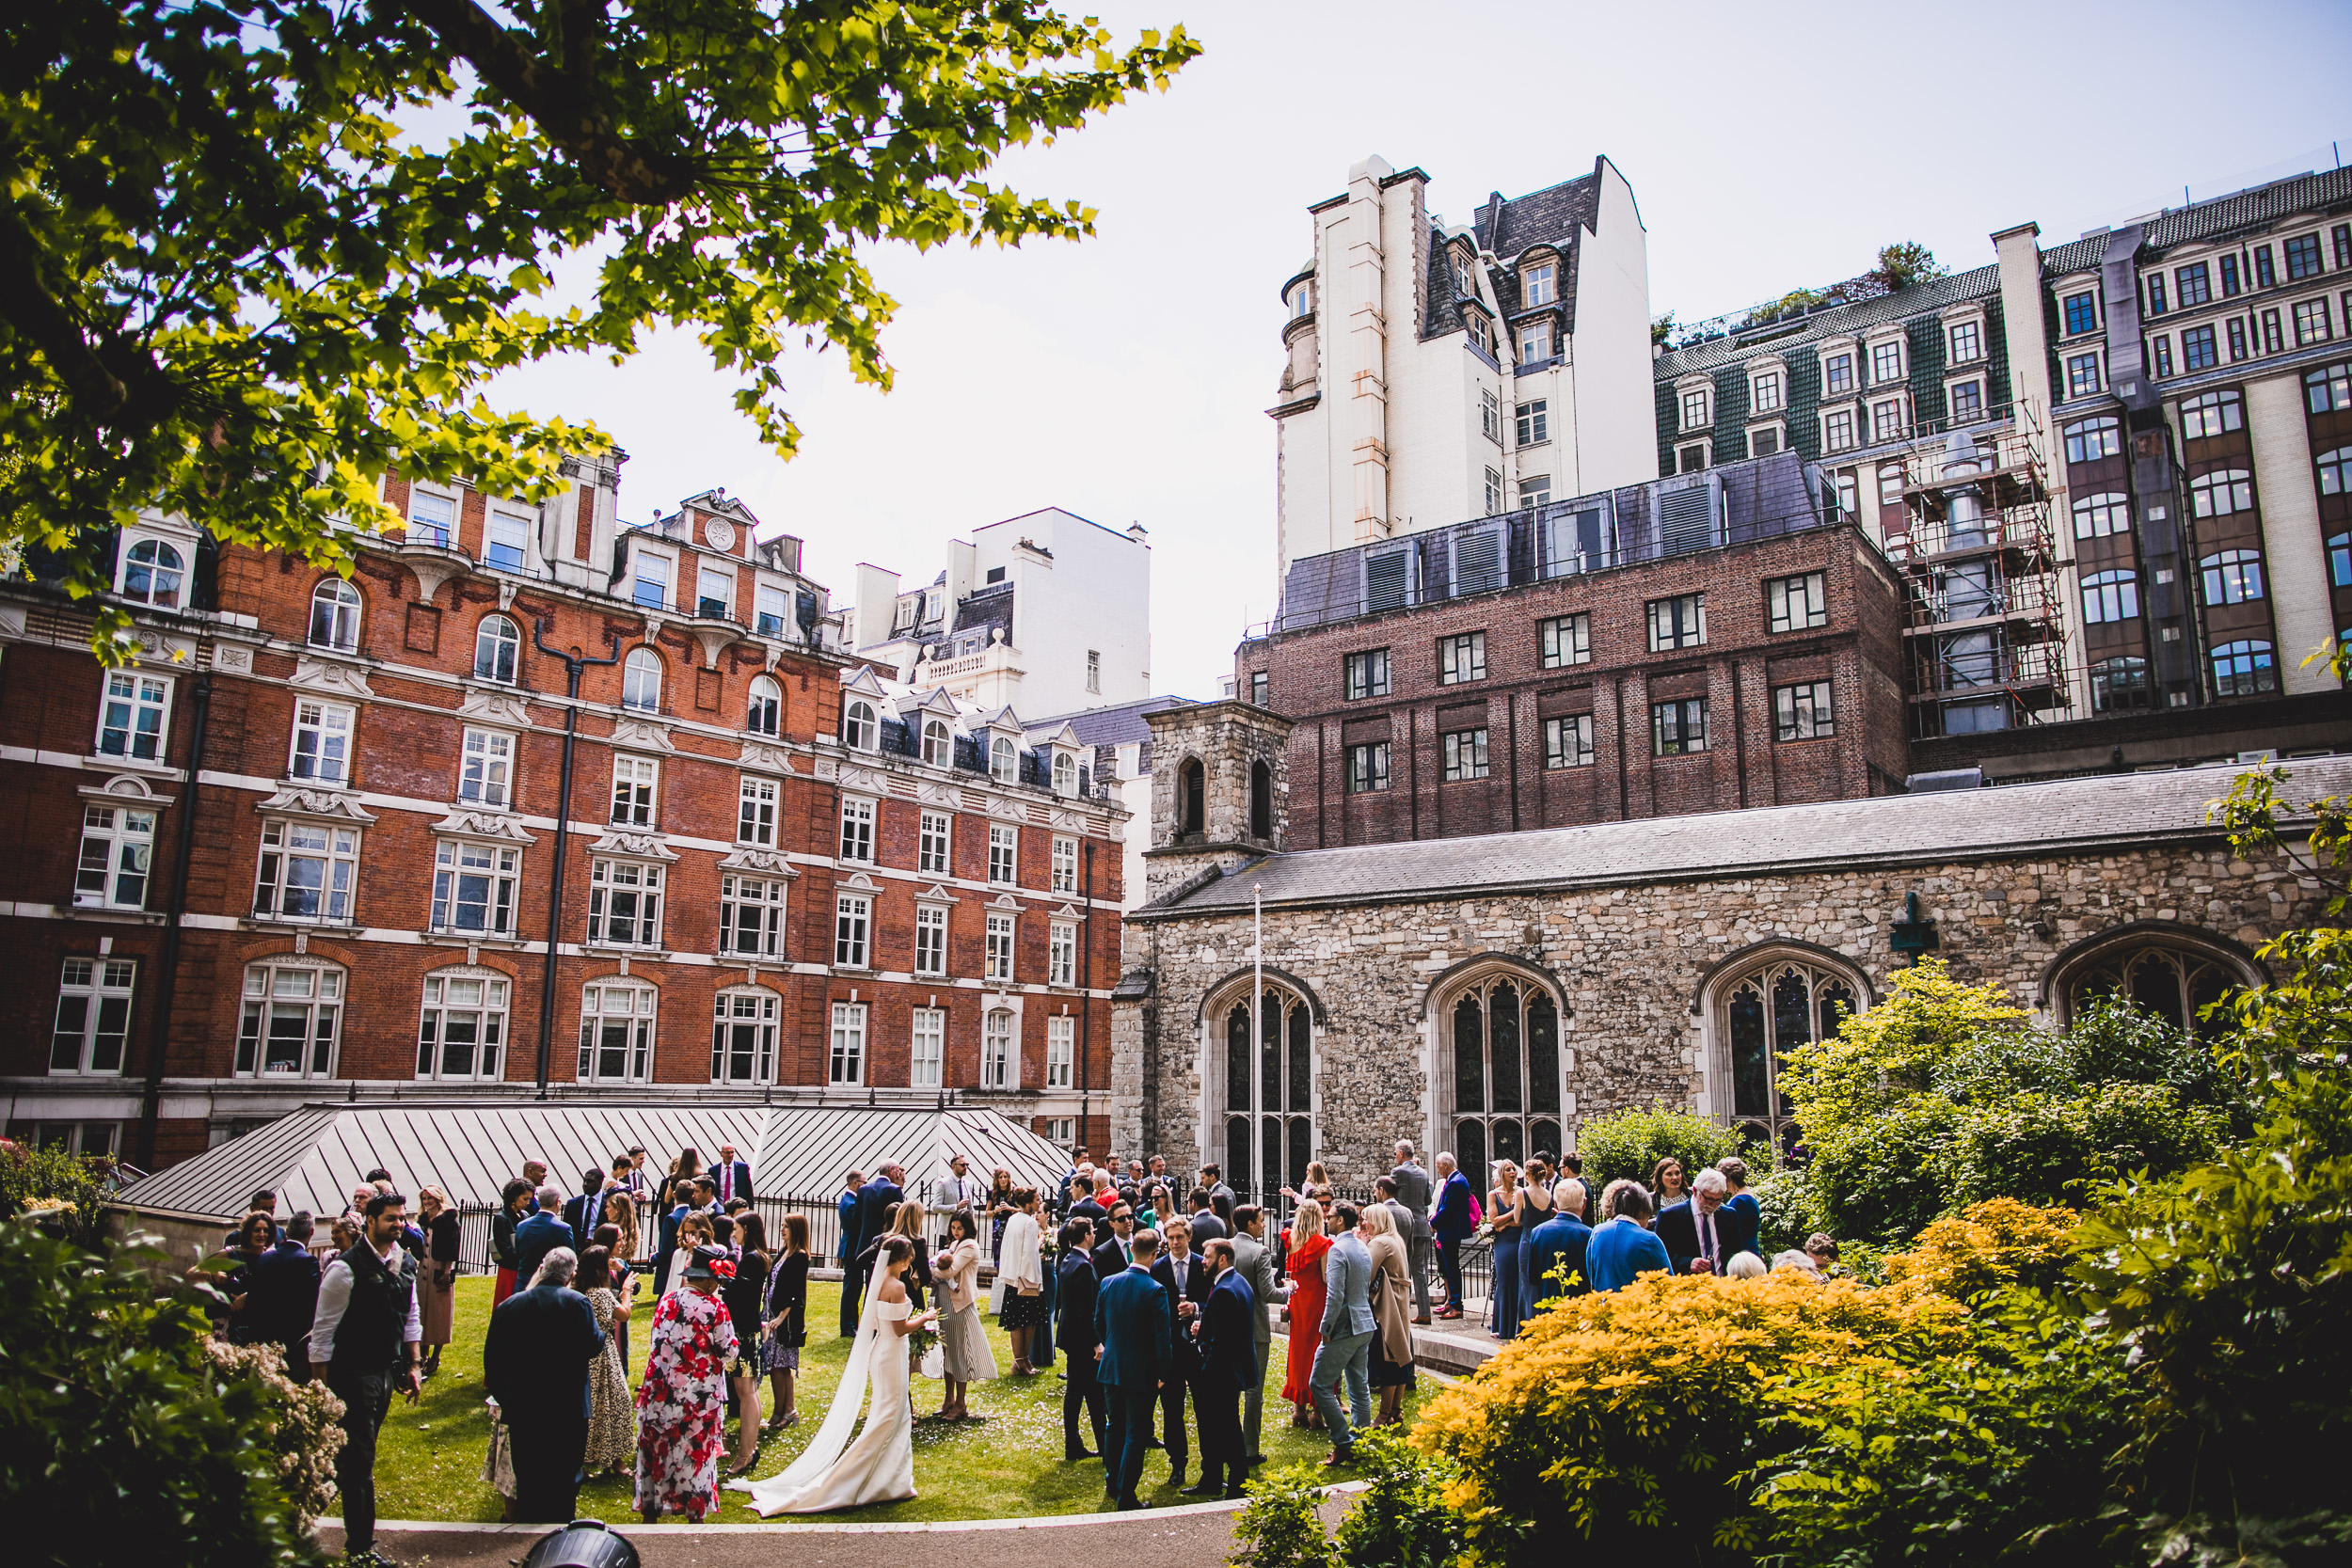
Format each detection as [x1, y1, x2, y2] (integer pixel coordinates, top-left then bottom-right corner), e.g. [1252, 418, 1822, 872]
[580, 1245, 634, 1476]
[635, 1244, 739, 1522]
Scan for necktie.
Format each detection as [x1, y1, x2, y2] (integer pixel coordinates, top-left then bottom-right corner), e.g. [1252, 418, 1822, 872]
[722, 1166, 733, 1201]
[1700, 1208, 1716, 1265]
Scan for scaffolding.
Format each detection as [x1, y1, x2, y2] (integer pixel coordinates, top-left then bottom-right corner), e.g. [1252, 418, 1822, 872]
[1883, 407, 2074, 738]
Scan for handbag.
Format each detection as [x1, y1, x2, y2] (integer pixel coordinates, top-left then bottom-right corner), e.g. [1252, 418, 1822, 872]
[988, 1275, 1009, 1313]
[918, 1342, 945, 1380]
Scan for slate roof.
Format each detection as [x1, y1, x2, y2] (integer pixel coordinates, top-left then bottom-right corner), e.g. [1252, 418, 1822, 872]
[1135, 755, 2352, 919]
[1425, 168, 1602, 342]
[118, 1102, 1076, 1219]
[1654, 262, 2002, 377]
[1028, 694, 1200, 750]
[2040, 166, 2352, 277]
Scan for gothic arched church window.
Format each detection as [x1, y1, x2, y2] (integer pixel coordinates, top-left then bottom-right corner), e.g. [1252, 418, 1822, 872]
[1441, 972, 1563, 1191]
[1218, 982, 1312, 1204]
[1719, 958, 1855, 1158]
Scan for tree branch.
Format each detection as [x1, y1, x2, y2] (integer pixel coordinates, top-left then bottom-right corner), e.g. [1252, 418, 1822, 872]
[0, 199, 131, 420]
[391, 0, 698, 205]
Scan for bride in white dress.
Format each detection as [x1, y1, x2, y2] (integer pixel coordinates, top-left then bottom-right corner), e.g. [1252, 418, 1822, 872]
[732, 1234, 937, 1515]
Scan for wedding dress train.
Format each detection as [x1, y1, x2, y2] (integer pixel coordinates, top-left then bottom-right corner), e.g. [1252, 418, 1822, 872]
[731, 1272, 915, 1515]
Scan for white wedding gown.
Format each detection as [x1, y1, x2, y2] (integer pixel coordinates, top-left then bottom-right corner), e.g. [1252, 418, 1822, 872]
[732, 1288, 914, 1515]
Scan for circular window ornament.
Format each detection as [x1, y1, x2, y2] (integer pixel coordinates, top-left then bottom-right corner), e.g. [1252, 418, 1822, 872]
[703, 516, 736, 552]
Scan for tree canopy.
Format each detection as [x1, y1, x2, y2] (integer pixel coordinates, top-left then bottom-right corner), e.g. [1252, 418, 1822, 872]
[0, 0, 1197, 657]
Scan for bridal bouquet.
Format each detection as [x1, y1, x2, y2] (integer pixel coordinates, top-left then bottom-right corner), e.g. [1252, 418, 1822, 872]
[909, 1323, 943, 1380]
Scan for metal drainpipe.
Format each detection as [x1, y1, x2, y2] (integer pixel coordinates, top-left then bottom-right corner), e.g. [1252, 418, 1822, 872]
[531, 624, 623, 1098]
[137, 671, 211, 1169]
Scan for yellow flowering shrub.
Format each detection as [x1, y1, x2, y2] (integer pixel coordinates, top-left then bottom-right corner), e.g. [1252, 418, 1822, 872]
[1410, 1270, 1964, 1565]
[1882, 1197, 2076, 1302]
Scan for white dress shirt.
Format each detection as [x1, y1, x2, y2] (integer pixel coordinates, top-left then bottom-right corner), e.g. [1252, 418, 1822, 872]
[309, 1238, 422, 1365]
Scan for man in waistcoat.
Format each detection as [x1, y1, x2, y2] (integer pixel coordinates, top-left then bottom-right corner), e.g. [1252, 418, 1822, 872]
[310, 1191, 422, 1567]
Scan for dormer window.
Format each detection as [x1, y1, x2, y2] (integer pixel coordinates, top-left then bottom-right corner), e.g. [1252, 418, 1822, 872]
[1287, 281, 1312, 319]
[1947, 319, 1982, 363]
[1518, 321, 1553, 364]
[696, 562, 733, 620]
[990, 735, 1016, 784]
[1824, 351, 1856, 395]
[1465, 309, 1494, 356]
[755, 583, 788, 638]
[921, 718, 951, 768]
[1521, 261, 1556, 307]
[1680, 387, 1710, 431]
[1052, 752, 1076, 796]
[842, 699, 878, 752]
[485, 507, 532, 573]
[632, 550, 671, 610]
[1871, 341, 1904, 385]
[120, 538, 184, 609]
[1751, 370, 1783, 412]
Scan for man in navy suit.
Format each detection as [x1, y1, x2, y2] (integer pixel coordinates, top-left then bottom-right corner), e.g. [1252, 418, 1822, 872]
[1655, 1168, 1735, 1275]
[1430, 1152, 1475, 1319]
[1094, 1227, 1172, 1510]
[1522, 1179, 1594, 1310]
[707, 1142, 755, 1206]
[245, 1210, 324, 1380]
[1055, 1219, 1106, 1461]
[483, 1245, 606, 1524]
[1091, 1199, 1137, 1279]
[512, 1186, 572, 1290]
[834, 1170, 864, 1335]
[1150, 1217, 1214, 1487]
[1715, 1157, 1762, 1264]
[560, 1168, 607, 1255]
[1184, 1239, 1255, 1499]
[845, 1163, 904, 1332]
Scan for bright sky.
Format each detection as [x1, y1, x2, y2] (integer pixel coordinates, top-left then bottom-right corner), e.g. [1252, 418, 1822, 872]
[482, 0, 2352, 700]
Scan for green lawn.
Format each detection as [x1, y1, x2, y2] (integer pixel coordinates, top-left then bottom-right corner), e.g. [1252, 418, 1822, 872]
[345, 1275, 1433, 1524]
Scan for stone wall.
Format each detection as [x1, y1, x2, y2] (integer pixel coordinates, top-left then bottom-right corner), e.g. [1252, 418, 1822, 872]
[1116, 833, 2321, 1188]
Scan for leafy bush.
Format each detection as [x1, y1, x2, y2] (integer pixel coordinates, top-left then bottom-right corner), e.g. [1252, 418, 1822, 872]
[1804, 1092, 1964, 1243]
[202, 1338, 348, 1530]
[0, 1222, 338, 1567]
[0, 1136, 116, 1243]
[1881, 1198, 2076, 1303]
[1949, 1081, 2225, 1209]
[1573, 1105, 1741, 1199]
[1749, 1165, 1823, 1255]
[1231, 1462, 1332, 1568]
[1329, 1427, 1463, 1568]
[1413, 1270, 1963, 1565]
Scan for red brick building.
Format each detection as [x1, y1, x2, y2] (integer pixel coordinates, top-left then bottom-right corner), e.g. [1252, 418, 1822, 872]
[1, 457, 1126, 1172]
[1235, 451, 1913, 847]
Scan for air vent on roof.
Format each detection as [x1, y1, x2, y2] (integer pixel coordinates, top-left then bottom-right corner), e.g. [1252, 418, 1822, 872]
[1363, 546, 1412, 613]
[1656, 474, 1722, 557]
[1904, 768, 1984, 793]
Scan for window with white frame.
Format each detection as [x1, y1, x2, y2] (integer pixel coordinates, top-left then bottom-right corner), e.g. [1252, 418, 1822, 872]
[119, 537, 185, 608]
[235, 959, 342, 1077]
[1539, 613, 1590, 668]
[1043, 1116, 1076, 1148]
[457, 727, 513, 808]
[736, 774, 779, 848]
[842, 698, 878, 752]
[1481, 388, 1502, 441]
[1052, 752, 1076, 796]
[1751, 370, 1783, 411]
[1484, 467, 1502, 515]
[289, 699, 354, 784]
[96, 671, 171, 762]
[1438, 631, 1486, 684]
[1465, 309, 1493, 356]
[431, 838, 518, 933]
[484, 507, 532, 573]
[1774, 680, 1836, 740]
[982, 1009, 1017, 1088]
[578, 981, 655, 1083]
[586, 859, 663, 946]
[914, 902, 947, 975]
[473, 614, 520, 683]
[755, 583, 788, 638]
[988, 824, 1017, 885]
[835, 794, 872, 861]
[1441, 727, 1488, 782]
[51, 958, 135, 1074]
[611, 755, 658, 826]
[919, 810, 951, 875]
[1086, 648, 1101, 694]
[76, 802, 155, 910]
[405, 488, 455, 549]
[1822, 407, 1856, 451]
[1049, 921, 1076, 987]
[1871, 341, 1904, 384]
[720, 874, 785, 958]
[829, 1001, 866, 1085]
[1948, 319, 1982, 362]
[309, 579, 361, 651]
[1516, 398, 1549, 445]
[1518, 474, 1551, 508]
[989, 735, 1016, 783]
[255, 819, 358, 922]
[1544, 714, 1594, 769]
[986, 911, 1016, 982]
[921, 719, 951, 768]
[1052, 834, 1077, 894]
[1046, 1013, 1073, 1088]
[417, 971, 508, 1081]
[1648, 593, 1707, 650]
[1521, 260, 1556, 306]
[1948, 379, 1985, 421]
[696, 562, 734, 619]
[1518, 321, 1553, 363]
[1768, 572, 1828, 632]
[1831, 470, 1860, 519]
[746, 674, 781, 736]
[834, 893, 870, 968]
[911, 1006, 945, 1086]
[711, 988, 779, 1085]
[621, 647, 662, 712]
[1748, 425, 1783, 457]
[631, 550, 670, 610]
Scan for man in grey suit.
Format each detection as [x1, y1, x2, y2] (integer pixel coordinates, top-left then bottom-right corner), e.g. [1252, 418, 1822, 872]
[1389, 1141, 1435, 1323]
[1229, 1204, 1286, 1465]
[1310, 1201, 1377, 1465]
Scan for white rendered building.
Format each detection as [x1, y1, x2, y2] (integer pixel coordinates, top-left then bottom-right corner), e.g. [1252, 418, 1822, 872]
[1269, 154, 1655, 580]
[842, 507, 1152, 721]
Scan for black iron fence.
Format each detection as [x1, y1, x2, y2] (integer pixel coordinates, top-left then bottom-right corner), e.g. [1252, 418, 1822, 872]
[451, 1189, 974, 1277]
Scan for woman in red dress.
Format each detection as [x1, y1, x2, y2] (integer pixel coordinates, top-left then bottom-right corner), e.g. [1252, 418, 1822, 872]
[1279, 1198, 1332, 1428]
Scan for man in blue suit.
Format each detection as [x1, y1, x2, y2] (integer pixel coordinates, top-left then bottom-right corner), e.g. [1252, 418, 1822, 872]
[1185, 1239, 1255, 1500]
[1056, 1220, 1106, 1461]
[1584, 1181, 1671, 1292]
[512, 1186, 572, 1290]
[834, 1170, 864, 1336]
[1430, 1153, 1475, 1320]
[483, 1244, 605, 1524]
[1311, 1203, 1377, 1465]
[1095, 1227, 1173, 1510]
[844, 1163, 903, 1334]
[1656, 1168, 1738, 1275]
[1717, 1157, 1762, 1264]
[1521, 1178, 1594, 1309]
[706, 1142, 755, 1206]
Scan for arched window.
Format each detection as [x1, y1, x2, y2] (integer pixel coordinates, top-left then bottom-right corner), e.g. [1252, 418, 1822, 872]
[2083, 569, 2139, 624]
[1052, 751, 1076, 796]
[2071, 492, 2130, 539]
[842, 698, 878, 751]
[2200, 549, 2265, 606]
[1178, 757, 1205, 837]
[1216, 980, 1313, 1204]
[1441, 969, 1563, 1191]
[417, 967, 509, 1081]
[921, 718, 951, 768]
[2210, 639, 2277, 697]
[121, 539, 184, 608]
[234, 958, 345, 1078]
[309, 579, 361, 651]
[2307, 360, 2351, 415]
[745, 674, 781, 736]
[2189, 467, 2254, 518]
[2314, 445, 2351, 497]
[621, 647, 662, 712]
[2330, 532, 2351, 589]
[473, 615, 519, 683]
[989, 735, 1015, 783]
[1714, 955, 1858, 1158]
[1249, 760, 1273, 840]
[711, 986, 780, 1085]
[2058, 933, 2251, 1039]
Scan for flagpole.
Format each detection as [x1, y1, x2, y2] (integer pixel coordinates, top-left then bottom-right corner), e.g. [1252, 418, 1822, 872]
[1253, 882, 1263, 1207]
